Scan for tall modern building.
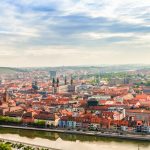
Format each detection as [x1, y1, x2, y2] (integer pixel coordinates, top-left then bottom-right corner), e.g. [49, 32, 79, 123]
[49, 71, 57, 79]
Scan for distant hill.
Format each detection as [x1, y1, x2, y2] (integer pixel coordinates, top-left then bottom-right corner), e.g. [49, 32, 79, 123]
[0, 67, 26, 74]
[23, 65, 150, 73]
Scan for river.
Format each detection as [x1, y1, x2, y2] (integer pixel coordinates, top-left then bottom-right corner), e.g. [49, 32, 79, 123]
[0, 127, 149, 150]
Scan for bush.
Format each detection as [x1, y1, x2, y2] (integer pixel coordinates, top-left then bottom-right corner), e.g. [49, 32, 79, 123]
[0, 116, 21, 125]
[0, 143, 12, 150]
[28, 120, 46, 127]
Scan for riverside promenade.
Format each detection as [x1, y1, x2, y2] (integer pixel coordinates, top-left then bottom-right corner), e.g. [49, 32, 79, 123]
[0, 125, 150, 142]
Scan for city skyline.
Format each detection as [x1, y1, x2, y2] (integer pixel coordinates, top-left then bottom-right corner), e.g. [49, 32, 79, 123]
[0, 0, 150, 67]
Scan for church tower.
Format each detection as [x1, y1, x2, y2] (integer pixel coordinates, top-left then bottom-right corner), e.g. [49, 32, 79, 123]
[71, 76, 73, 85]
[64, 76, 67, 85]
[52, 78, 56, 94]
[3, 88, 9, 102]
[56, 78, 59, 93]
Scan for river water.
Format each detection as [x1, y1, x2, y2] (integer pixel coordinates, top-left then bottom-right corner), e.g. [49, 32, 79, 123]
[0, 128, 149, 150]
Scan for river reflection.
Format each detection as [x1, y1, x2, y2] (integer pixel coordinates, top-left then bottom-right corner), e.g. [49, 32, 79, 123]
[0, 128, 149, 150]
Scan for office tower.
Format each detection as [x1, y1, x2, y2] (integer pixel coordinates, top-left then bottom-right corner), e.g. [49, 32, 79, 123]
[49, 71, 57, 79]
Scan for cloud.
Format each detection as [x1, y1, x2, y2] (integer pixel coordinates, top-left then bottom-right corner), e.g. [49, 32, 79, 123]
[78, 32, 135, 40]
[0, 50, 17, 56]
[55, 0, 150, 26]
[0, 0, 149, 66]
[24, 45, 118, 57]
[0, 30, 39, 37]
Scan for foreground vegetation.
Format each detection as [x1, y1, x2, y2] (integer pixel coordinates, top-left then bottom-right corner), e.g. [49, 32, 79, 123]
[0, 143, 11, 150]
[0, 141, 50, 150]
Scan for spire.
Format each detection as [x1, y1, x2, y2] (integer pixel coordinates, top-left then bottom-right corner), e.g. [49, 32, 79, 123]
[71, 76, 73, 85]
[64, 76, 67, 85]
[56, 78, 59, 87]
[3, 88, 9, 102]
[52, 78, 55, 87]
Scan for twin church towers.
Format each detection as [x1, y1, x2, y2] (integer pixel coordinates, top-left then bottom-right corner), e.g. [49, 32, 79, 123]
[50, 71, 74, 94]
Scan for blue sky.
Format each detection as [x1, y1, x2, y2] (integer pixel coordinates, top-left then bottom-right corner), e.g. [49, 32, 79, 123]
[0, 0, 150, 67]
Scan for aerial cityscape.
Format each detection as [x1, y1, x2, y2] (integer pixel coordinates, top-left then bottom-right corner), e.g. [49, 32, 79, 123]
[0, 65, 150, 149]
[0, 0, 150, 150]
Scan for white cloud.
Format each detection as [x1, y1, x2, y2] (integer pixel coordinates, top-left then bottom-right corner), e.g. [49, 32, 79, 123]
[24, 45, 119, 56]
[0, 30, 39, 37]
[113, 33, 150, 48]
[78, 32, 134, 40]
[57, 0, 150, 26]
[0, 50, 17, 56]
[0, 0, 149, 66]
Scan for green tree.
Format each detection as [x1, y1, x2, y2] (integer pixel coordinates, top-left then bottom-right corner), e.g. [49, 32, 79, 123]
[0, 143, 12, 150]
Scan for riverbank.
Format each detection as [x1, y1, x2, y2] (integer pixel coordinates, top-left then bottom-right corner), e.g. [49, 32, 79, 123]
[0, 125, 150, 142]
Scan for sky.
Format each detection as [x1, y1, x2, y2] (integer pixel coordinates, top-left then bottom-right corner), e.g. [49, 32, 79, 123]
[0, 0, 150, 67]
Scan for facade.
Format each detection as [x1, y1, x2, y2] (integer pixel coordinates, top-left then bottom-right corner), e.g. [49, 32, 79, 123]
[58, 85, 75, 93]
[34, 111, 60, 127]
[126, 110, 150, 122]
